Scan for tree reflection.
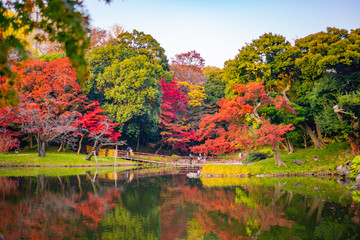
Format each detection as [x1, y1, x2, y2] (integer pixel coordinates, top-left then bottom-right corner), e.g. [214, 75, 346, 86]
[0, 174, 360, 239]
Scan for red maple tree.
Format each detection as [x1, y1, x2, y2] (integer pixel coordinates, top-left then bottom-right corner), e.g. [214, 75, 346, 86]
[0, 106, 20, 152]
[191, 81, 295, 166]
[156, 78, 196, 153]
[73, 101, 121, 160]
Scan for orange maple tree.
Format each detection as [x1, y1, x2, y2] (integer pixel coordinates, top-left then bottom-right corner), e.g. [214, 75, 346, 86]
[191, 81, 295, 166]
[13, 58, 87, 157]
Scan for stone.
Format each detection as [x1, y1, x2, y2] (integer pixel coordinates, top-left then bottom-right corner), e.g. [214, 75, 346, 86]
[339, 169, 350, 177]
[352, 182, 360, 190]
[313, 156, 320, 161]
[294, 183, 304, 188]
[356, 174, 360, 182]
[335, 164, 348, 174]
[336, 178, 350, 187]
[293, 159, 304, 165]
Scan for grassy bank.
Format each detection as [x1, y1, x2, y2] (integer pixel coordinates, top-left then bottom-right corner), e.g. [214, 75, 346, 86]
[0, 166, 137, 177]
[201, 176, 352, 204]
[0, 148, 137, 166]
[202, 142, 353, 176]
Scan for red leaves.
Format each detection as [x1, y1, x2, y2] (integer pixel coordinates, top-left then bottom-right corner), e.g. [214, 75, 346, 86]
[170, 50, 205, 85]
[158, 78, 195, 151]
[13, 58, 88, 142]
[74, 101, 121, 142]
[191, 81, 295, 155]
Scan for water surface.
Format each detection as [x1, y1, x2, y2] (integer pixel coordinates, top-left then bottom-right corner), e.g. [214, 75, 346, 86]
[1, 167, 359, 239]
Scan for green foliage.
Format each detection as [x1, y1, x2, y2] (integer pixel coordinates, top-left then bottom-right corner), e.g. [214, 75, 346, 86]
[116, 29, 169, 71]
[100, 206, 158, 240]
[204, 66, 225, 107]
[351, 155, 360, 178]
[37, 53, 64, 61]
[243, 152, 268, 164]
[235, 187, 257, 209]
[98, 55, 163, 143]
[352, 190, 360, 203]
[85, 44, 137, 103]
[202, 142, 352, 176]
[223, 32, 295, 97]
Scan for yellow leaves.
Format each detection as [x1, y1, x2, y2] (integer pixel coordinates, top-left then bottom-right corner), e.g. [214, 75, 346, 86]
[186, 218, 205, 240]
[178, 81, 206, 107]
[2, 10, 32, 50]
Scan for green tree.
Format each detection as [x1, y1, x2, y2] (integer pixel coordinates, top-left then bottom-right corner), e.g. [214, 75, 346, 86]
[98, 55, 164, 150]
[203, 66, 225, 110]
[223, 33, 296, 97]
[86, 44, 137, 104]
[115, 30, 169, 71]
[295, 28, 360, 155]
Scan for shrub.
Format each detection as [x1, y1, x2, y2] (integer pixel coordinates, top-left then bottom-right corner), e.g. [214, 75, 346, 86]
[243, 152, 268, 164]
[351, 155, 360, 178]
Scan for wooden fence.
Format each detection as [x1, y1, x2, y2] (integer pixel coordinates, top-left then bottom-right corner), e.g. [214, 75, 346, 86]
[92, 148, 240, 165]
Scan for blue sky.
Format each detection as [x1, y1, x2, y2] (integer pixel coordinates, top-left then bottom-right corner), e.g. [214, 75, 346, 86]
[84, 0, 360, 68]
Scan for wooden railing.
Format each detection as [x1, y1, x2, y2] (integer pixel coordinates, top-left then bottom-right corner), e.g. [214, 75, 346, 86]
[111, 150, 240, 165]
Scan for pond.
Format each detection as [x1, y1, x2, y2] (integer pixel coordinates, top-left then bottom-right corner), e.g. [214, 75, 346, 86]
[1, 167, 360, 240]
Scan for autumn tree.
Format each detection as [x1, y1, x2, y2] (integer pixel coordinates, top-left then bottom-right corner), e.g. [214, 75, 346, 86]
[0, 1, 115, 107]
[89, 24, 124, 49]
[0, 106, 19, 152]
[191, 81, 295, 166]
[73, 101, 121, 160]
[170, 50, 205, 85]
[156, 78, 195, 154]
[222, 32, 325, 150]
[14, 58, 87, 157]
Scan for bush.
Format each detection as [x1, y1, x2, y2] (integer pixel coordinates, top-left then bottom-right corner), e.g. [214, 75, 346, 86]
[351, 155, 360, 177]
[243, 152, 268, 164]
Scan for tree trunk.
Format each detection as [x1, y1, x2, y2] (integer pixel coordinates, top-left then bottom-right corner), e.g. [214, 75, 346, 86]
[155, 142, 165, 155]
[77, 174, 82, 196]
[348, 136, 360, 156]
[77, 135, 84, 155]
[271, 182, 287, 206]
[285, 139, 294, 154]
[86, 139, 99, 161]
[57, 140, 63, 152]
[315, 123, 326, 147]
[272, 145, 286, 167]
[301, 123, 325, 149]
[333, 109, 360, 156]
[302, 133, 307, 148]
[39, 139, 46, 157]
[136, 134, 140, 151]
[37, 133, 41, 157]
[29, 133, 33, 149]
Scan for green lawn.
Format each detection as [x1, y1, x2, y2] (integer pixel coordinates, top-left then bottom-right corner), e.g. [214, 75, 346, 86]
[0, 166, 137, 177]
[0, 148, 137, 166]
[202, 142, 354, 176]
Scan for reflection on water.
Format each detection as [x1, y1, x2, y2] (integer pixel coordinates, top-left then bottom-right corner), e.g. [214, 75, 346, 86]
[1, 168, 360, 240]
